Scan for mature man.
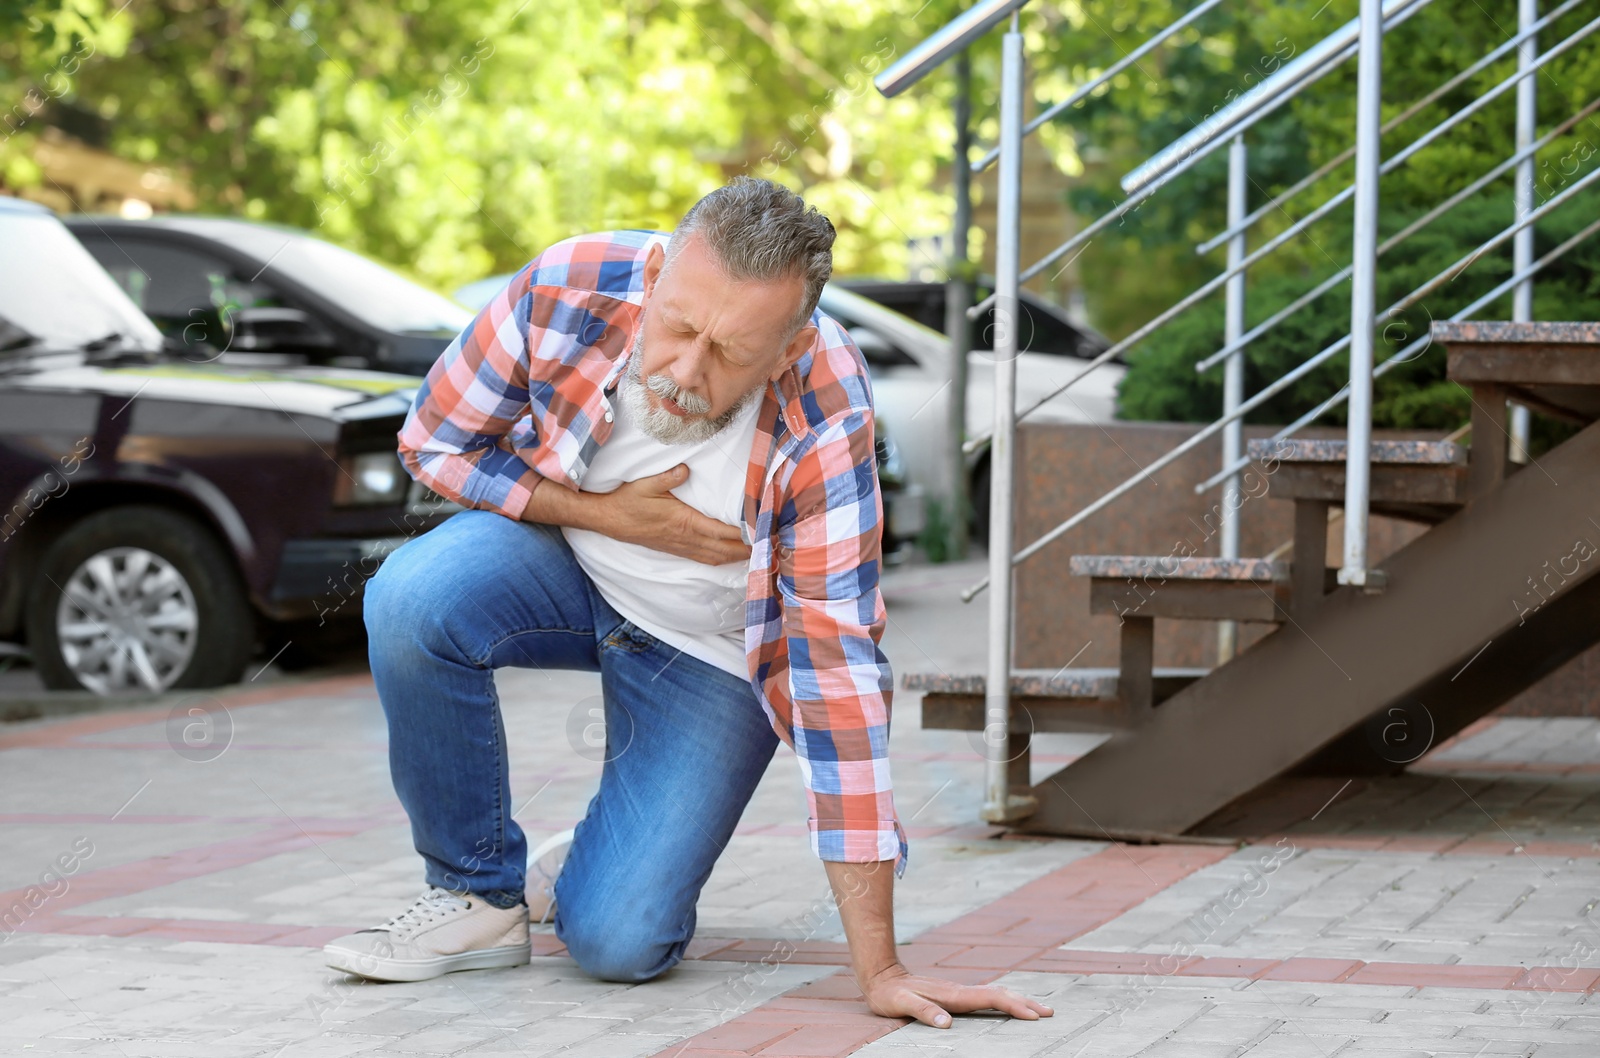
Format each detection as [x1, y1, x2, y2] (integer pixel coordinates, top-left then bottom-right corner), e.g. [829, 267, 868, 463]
[323, 178, 1051, 1029]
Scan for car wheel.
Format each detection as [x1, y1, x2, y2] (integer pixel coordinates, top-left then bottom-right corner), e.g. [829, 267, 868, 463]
[26, 506, 254, 694]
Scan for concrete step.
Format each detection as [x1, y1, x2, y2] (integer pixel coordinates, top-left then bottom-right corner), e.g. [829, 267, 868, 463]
[1434, 320, 1600, 500]
[905, 667, 1208, 733]
[1437, 319, 1600, 402]
[1068, 555, 1290, 623]
[1250, 437, 1467, 523]
[1254, 438, 1468, 465]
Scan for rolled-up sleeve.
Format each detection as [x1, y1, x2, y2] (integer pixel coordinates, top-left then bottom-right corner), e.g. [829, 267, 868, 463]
[396, 269, 546, 520]
[776, 408, 909, 878]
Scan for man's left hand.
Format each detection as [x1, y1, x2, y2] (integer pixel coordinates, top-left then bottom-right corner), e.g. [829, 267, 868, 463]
[860, 963, 1054, 1028]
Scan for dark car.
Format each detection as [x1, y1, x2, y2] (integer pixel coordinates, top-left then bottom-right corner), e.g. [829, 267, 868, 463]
[1, 197, 454, 694]
[64, 214, 475, 376]
[68, 216, 921, 565]
[835, 278, 1114, 362]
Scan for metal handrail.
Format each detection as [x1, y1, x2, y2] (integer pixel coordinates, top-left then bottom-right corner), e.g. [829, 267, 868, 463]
[1193, 211, 1600, 495]
[969, 0, 1228, 174]
[1193, 10, 1600, 279]
[1192, 95, 1600, 375]
[1120, 0, 1433, 196]
[1194, 0, 1590, 255]
[964, 0, 1436, 319]
[958, 163, 1600, 601]
[961, 20, 1600, 459]
[965, 172, 1157, 321]
[874, 0, 1032, 98]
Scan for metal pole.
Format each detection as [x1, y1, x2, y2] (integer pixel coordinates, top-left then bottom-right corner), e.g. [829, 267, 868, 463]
[1339, 0, 1383, 591]
[946, 51, 973, 560]
[1218, 135, 1247, 663]
[983, 13, 1031, 823]
[1510, 0, 1538, 464]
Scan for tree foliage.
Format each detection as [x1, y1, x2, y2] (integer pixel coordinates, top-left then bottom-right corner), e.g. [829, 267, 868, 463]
[0, 0, 976, 290]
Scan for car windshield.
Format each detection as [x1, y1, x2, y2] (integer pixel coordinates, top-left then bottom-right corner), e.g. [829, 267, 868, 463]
[167, 220, 474, 336]
[0, 210, 165, 353]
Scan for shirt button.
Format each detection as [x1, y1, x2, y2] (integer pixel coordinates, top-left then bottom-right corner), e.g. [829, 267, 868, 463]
[603, 408, 613, 423]
[568, 467, 579, 481]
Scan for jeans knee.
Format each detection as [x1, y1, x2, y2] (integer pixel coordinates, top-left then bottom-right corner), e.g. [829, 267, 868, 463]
[362, 544, 464, 661]
[362, 560, 399, 635]
[557, 913, 682, 983]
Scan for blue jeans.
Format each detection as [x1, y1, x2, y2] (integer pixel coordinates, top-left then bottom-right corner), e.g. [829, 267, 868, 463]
[363, 509, 780, 982]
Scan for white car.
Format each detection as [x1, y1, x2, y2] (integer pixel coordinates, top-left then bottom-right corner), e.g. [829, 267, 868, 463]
[815, 285, 1123, 540]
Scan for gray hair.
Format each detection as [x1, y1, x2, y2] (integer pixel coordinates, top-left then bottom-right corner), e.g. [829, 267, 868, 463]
[664, 177, 836, 339]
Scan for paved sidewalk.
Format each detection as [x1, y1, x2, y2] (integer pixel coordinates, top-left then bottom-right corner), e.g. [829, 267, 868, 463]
[2, 558, 1598, 1056]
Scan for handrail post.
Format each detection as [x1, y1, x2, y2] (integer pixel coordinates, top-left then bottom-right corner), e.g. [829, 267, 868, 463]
[946, 50, 973, 560]
[1510, 0, 1538, 463]
[1218, 135, 1248, 663]
[1339, 0, 1384, 592]
[982, 12, 1033, 823]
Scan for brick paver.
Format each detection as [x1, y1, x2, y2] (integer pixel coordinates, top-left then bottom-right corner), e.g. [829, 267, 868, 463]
[3, 558, 1598, 1055]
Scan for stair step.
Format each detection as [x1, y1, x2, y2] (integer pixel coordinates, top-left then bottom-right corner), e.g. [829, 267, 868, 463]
[1436, 320, 1600, 426]
[906, 667, 1203, 698]
[905, 668, 1208, 733]
[1435, 320, 1600, 349]
[1069, 555, 1286, 581]
[1247, 438, 1466, 521]
[1068, 555, 1290, 622]
[1249, 438, 1467, 465]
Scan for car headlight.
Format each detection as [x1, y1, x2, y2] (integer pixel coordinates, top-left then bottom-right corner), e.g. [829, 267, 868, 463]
[335, 451, 409, 506]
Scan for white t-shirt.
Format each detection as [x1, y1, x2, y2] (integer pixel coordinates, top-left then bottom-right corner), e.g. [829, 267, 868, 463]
[561, 378, 763, 680]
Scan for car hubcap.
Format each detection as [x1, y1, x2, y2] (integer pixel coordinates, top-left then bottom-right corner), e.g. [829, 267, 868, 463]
[56, 547, 199, 694]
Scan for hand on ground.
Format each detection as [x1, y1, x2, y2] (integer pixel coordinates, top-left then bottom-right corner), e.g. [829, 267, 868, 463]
[861, 964, 1054, 1029]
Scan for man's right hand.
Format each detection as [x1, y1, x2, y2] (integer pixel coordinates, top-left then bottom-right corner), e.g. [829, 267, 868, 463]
[597, 464, 752, 566]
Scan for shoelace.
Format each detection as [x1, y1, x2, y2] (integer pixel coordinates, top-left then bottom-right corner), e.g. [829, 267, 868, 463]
[372, 885, 471, 938]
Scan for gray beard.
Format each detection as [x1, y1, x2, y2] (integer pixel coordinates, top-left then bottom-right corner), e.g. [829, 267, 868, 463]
[619, 323, 764, 445]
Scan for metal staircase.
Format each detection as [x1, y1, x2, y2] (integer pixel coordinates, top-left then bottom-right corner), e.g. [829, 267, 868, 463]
[874, 1, 1600, 835]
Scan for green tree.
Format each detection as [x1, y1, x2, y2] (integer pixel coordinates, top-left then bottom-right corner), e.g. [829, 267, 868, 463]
[1, 0, 982, 291]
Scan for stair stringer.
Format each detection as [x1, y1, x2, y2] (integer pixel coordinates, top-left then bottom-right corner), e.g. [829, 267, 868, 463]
[1019, 418, 1600, 839]
[1293, 565, 1600, 777]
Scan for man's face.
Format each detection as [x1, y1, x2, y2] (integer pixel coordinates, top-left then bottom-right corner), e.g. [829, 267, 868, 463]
[625, 233, 816, 445]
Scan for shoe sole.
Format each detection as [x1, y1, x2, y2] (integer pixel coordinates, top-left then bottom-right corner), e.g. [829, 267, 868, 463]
[323, 942, 530, 983]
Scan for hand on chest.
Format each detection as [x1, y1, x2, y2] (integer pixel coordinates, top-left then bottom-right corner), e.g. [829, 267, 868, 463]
[582, 389, 759, 527]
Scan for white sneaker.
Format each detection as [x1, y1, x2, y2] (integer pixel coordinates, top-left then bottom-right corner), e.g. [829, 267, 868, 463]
[323, 885, 529, 982]
[528, 829, 574, 926]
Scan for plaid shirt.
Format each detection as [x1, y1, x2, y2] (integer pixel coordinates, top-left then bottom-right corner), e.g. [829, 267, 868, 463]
[396, 229, 908, 878]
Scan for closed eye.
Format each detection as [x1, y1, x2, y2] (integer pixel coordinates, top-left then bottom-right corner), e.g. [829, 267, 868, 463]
[664, 314, 754, 365]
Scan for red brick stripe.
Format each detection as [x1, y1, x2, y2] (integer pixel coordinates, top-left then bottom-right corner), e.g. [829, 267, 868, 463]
[647, 843, 1234, 1058]
[15, 912, 349, 948]
[0, 673, 376, 750]
[0, 817, 395, 942]
[1020, 950, 1600, 993]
